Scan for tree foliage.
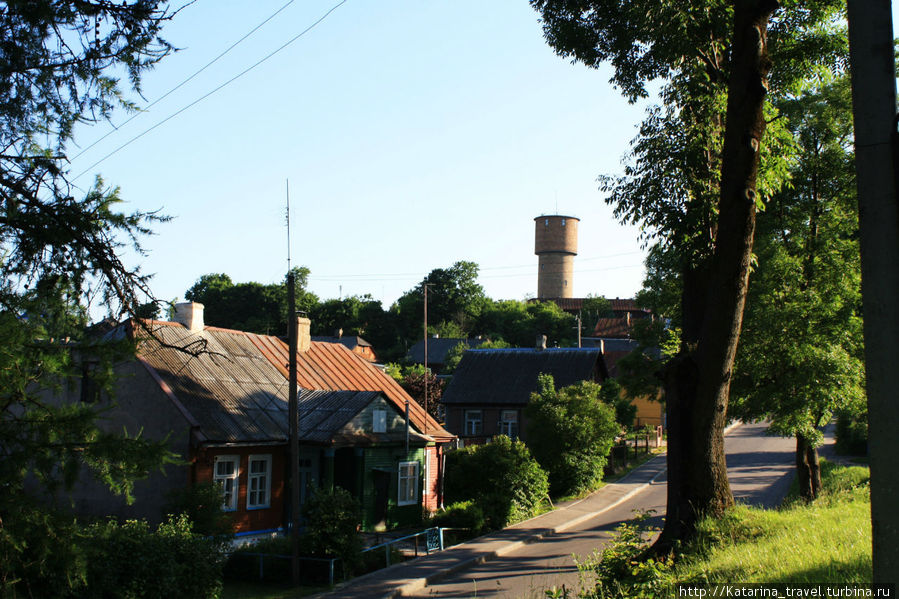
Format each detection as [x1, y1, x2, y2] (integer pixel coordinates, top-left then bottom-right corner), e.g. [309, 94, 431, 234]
[0, 2, 190, 594]
[525, 374, 620, 497]
[184, 267, 318, 335]
[731, 75, 864, 502]
[531, 0, 848, 548]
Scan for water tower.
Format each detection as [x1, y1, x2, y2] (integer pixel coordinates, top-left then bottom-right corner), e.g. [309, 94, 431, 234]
[534, 214, 579, 298]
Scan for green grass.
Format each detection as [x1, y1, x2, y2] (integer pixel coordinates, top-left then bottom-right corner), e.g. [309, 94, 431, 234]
[677, 460, 872, 584]
[221, 581, 327, 599]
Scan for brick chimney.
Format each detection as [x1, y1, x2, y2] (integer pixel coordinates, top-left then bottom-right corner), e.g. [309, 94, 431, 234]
[296, 315, 311, 353]
[174, 302, 204, 333]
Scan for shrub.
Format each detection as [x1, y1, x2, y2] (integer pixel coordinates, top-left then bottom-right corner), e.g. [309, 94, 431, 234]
[164, 482, 233, 539]
[430, 500, 486, 535]
[79, 514, 224, 599]
[525, 375, 620, 497]
[835, 410, 867, 456]
[299, 487, 363, 571]
[445, 435, 549, 529]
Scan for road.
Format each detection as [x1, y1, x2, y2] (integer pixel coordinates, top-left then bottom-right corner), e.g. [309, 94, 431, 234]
[411, 421, 796, 598]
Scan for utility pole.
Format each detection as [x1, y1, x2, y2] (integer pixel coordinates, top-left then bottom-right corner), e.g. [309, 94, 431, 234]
[847, 0, 899, 582]
[287, 271, 300, 584]
[423, 283, 429, 435]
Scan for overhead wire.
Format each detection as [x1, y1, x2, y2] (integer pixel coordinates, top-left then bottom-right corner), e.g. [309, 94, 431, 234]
[70, 0, 299, 164]
[72, 0, 348, 181]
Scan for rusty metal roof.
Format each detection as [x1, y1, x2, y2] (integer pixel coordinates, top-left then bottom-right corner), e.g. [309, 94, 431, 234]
[245, 333, 455, 441]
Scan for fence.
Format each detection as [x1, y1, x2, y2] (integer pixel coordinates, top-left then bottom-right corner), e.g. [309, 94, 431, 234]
[606, 426, 663, 471]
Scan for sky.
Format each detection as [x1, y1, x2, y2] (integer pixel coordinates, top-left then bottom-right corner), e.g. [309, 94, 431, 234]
[65, 1, 894, 317]
[65, 0, 651, 316]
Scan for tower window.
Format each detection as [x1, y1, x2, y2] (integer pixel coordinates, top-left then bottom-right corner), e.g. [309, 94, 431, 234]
[562, 218, 566, 226]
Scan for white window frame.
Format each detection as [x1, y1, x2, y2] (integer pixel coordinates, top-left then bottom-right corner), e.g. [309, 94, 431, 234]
[372, 408, 387, 433]
[499, 410, 519, 439]
[247, 454, 272, 510]
[423, 450, 430, 497]
[213, 455, 240, 512]
[397, 461, 419, 506]
[464, 410, 483, 436]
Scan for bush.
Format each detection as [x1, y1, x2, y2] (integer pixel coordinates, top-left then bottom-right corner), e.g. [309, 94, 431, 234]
[430, 500, 487, 535]
[299, 487, 363, 571]
[79, 514, 224, 599]
[835, 410, 867, 456]
[164, 482, 233, 539]
[525, 375, 620, 497]
[445, 435, 549, 529]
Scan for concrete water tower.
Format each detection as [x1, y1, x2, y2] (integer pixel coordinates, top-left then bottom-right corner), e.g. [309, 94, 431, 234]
[535, 215, 579, 298]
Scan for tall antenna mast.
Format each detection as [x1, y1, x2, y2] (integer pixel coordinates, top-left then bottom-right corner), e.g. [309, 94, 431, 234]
[286, 179, 291, 270]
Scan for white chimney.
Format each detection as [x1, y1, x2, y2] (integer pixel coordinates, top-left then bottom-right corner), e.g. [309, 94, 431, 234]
[536, 334, 547, 350]
[174, 302, 204, 333]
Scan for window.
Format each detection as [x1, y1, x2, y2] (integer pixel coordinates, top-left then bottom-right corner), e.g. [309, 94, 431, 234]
[562, 218, 566, 226]
[372, 408, 387, 433]
[247, 455, 272, 509]
[464, 410, 483, 436]
[398, 461, 419, 506]
[499, 410, 519, 440]
[544, 218, 549, 226]
[298, 457, 313, 506]
[213, 455, 239, 511]
[423, 451, 430, 497]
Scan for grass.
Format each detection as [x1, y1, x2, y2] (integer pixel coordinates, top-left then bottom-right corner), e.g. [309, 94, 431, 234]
[580, 460, 872, 596]
[221, 581, 327, 599]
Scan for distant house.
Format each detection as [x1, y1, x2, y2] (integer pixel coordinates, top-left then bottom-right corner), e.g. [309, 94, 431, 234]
[55, 303, 454, 537]
[440, 347, 608, 445]
[405, 336, 488, 373]
[595, 339, 665, 428]
[311, 334, 377, 362]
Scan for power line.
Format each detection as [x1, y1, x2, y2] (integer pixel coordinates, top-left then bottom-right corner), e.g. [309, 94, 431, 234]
[70, 0, 299, 163]
[72, 0, 348, 181]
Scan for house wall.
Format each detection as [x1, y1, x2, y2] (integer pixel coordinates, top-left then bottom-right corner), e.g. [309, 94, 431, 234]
[631, 394, 665, 428]
[360, 446, 426, 531]
[56, 361, 193, 523]
[194, 446, 287, 535]
[342, 396, 408, 434]
[445, 406, 527, 445]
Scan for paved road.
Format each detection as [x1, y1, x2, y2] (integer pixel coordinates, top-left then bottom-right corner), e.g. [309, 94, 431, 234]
[411, 421, 796, 598]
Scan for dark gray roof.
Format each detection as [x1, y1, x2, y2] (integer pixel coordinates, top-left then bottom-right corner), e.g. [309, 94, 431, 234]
[406, 338, 472, 365]
[441, 348, 607, 406]
[297, 389, 431, 446]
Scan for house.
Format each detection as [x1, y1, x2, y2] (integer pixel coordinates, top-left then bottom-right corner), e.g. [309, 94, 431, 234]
[595, 339, 665, 428]
[57, 302, 454, 537]
[440, 345, 608, 445]
[405, 336, 488, 373]
[311, 333, 377, 362]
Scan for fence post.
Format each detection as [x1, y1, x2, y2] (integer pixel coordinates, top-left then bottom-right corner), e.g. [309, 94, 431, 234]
[415, 533, 419, 557]
[385, 544, 391, 566]
[259, 554, 264, 581]
[439, 528, 445, 551]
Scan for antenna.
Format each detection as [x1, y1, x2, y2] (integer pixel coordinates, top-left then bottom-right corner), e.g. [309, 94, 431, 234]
[286, 179, 291, 270]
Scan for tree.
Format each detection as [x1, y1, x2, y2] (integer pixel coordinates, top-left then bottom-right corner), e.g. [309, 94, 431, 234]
[731, 75, 865, 502]
[399, 367, 445, 421]
[475, 299, 576, 348]
[184, 267, 318, 335]
[0, 1, 183, 593]
[531, 0, 846, 546]
[525, 374, 619, 497]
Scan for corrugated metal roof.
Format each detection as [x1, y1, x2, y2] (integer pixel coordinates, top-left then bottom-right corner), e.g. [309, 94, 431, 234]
[593, 317, 633, 338]
[441, 348, 606, 407]
[245, 333, 455, 442]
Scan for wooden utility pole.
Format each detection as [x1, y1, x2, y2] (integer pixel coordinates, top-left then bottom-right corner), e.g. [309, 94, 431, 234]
[847, 0, 899, 583]
[423, 283, 429, 435]
[287, 271, 300, 584]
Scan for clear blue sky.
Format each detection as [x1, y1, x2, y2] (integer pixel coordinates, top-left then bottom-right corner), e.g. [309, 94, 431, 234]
[66, 1, 884, 316]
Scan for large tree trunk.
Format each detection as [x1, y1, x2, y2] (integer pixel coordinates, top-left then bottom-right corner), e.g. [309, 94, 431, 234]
[795, 432, 822, 502]
[654, 0, 778, 552]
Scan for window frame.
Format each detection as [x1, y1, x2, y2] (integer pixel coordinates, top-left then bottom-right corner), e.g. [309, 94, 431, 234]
[464, 410, 483, 436]
[397, 461, 419, 507]
[499, 410, 519, 440]
[372, 408, 387, 433]
[247, 454, 272, 510]
[213, 455, 240, 512]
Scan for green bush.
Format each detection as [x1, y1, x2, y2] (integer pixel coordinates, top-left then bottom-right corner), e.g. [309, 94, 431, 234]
[164, 481, 233, 539]
[430, 500, 486, 535]
[525, 375, 620, 497]
[79, 514, 224, 599]
[299, 487, 363, 571]
[445, 435, 549, 529]
[835, 411, 867, 456]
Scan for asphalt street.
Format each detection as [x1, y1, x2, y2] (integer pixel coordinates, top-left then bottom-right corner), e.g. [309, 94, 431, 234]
[410, 421, 796, 598]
